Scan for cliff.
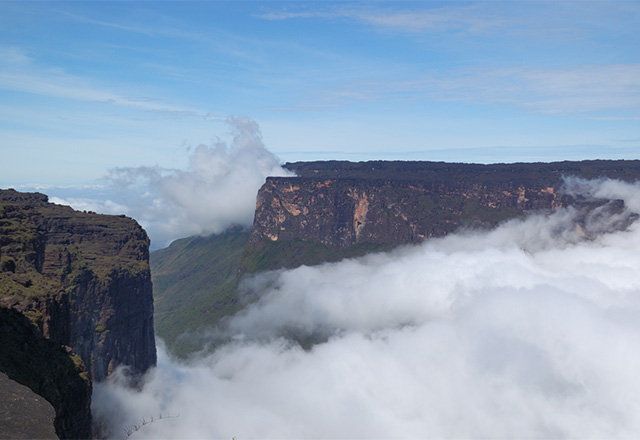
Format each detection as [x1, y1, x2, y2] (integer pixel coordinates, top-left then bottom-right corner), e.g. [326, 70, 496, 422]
[0, 189, 157, 438]
[244, 160, 640, 270]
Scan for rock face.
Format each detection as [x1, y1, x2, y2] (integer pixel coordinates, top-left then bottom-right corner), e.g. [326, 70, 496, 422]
[0, 370, 57, 440]
[0, 307, 92, 439]
[0, 189, 157, 438]
[251, 176, 561, 248]
[247, 160, 640, 268]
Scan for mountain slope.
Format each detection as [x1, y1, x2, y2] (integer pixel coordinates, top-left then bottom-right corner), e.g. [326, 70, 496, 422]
[151, 227, 250, 357]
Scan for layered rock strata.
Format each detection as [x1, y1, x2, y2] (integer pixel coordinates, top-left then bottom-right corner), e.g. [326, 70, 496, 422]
[0, 189, 156, 438]
[248, 160, 640, 264]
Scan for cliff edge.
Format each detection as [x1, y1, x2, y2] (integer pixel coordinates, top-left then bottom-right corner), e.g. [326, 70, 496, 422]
[0, 188, 156, 438]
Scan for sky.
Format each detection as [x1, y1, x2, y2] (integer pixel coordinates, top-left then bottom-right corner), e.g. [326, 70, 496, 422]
[4, 3, 640, 436]
[93, 178, 640, 439]
[1, 0, 640, 246]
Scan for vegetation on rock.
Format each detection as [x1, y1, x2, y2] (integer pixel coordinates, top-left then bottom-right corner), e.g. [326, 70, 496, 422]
[0, 188, 157, 438]
[151, 227, 250, 357]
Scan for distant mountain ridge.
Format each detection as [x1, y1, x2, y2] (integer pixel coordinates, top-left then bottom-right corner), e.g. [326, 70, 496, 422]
[152, 159, 640, 355]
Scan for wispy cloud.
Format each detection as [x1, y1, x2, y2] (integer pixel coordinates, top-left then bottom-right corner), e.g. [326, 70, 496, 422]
[429, 64, 640, 115]
[0, 55, 222, 120]
[255, 2, 640, 117]
[0, 45, 32, 65]
[350, 5, 504, 34]
[58, 7, 283, 66]
[257, 4, 504, 35]
[58, 10, 157, 35]
[519, 64, 640, 114]
[588, 117, 640, 121]
[258, 1, 640, 39]
[303, 63, 640, 116]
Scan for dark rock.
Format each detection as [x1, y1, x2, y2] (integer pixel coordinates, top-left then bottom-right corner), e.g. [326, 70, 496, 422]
[0, 188, 157, 438]
[0, 307, 91, 439]
[0, 371, 57, 440]
[246, 160, 640, 270]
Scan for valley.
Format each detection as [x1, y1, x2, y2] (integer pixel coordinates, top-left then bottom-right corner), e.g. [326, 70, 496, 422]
[151, 159, 640, 356]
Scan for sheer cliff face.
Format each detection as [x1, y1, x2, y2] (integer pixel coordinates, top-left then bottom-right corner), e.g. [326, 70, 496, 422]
[250, 177, 562, 249]
[249, 160, 640, 253]
[0, 189, 157, 438]
[0, 189, 156, 381]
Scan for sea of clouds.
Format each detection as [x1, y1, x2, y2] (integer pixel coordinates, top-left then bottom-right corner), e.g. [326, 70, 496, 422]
[93, 178, 640, 439]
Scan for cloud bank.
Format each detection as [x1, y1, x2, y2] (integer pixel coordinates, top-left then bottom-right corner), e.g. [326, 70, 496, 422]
[94, 178, 640, 439]
[53, 117, 292, 248]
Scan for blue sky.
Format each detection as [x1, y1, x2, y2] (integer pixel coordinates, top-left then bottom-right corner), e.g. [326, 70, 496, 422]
[1, 1, 640, 244]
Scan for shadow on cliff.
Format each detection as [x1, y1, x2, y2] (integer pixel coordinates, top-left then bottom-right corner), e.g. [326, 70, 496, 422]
[0, 307, 92, 439]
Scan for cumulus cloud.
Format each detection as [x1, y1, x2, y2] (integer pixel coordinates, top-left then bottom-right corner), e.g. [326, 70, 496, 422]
[94, 178, 640, 439]
[56, 116, 292, 248]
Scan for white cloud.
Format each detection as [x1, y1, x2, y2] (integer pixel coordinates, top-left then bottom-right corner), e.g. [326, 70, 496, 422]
[95, 116, 293, 248]
[94, 178, 640, 439]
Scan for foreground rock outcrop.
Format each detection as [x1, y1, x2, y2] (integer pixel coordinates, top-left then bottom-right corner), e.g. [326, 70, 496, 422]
[0, 370, 57, 439]
[0, 307, 91, 438]
[0, 189, 156, 438]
